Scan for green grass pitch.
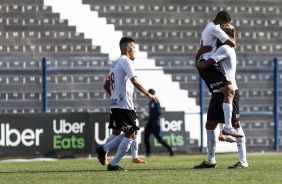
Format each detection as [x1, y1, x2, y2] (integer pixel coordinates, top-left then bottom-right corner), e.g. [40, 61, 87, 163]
[0, 153, 281, 184]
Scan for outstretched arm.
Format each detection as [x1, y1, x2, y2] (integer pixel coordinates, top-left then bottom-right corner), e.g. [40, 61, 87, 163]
[130, 76, 159, 103]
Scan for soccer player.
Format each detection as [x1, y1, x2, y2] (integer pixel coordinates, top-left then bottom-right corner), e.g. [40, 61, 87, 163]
[194, 24, 248, 169]
[103, 75, 147, 164]
[95, 36, 159, 171]
[144, 89, 174, 157]
[197, 10, 243, 138]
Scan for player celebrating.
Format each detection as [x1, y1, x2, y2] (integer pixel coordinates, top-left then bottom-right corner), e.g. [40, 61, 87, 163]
[194, 24, 248, 169]
[197, 10, 243, 138]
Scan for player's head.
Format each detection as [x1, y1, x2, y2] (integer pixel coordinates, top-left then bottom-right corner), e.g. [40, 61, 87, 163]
[215, 11, 231, 24]
[148, 89, 155, 95]
[119, 36, 136, 60]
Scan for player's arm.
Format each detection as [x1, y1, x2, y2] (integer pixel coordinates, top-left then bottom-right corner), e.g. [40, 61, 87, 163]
[195, 58, 216, 69]
[195, 45, 213, 61]
[130, 76, 159, 103]
[221, 23, 236, 47]
[103, 74, 111, 96]
[224, 37, 235, 48]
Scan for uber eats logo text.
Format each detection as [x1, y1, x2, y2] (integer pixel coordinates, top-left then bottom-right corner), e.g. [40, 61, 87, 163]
[154, 118, 184, 147]
[0, 123, 43, 146]
[53, 119, 85, 149]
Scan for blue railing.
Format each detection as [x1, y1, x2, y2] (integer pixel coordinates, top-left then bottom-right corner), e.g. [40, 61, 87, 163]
[274, 57, 280, 151]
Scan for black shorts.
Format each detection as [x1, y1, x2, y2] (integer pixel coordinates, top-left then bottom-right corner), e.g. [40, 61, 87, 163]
[108, 108, 140, 132]
[197, 59, 231, 93]
[207, 89, 240, 123]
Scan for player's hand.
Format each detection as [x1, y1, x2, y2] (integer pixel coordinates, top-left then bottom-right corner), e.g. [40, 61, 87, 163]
[221, 23, 234, 31]
[220, 23, 235, 38]
[147, 93, 159, 103]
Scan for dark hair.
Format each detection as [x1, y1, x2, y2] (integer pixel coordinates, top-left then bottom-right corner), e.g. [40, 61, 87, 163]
[148, 89, 155, 95]
[119, 36, 136, 48]
[215, 11, 231, 23]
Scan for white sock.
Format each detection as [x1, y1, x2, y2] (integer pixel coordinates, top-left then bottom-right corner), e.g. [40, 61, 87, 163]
[106, 134, 117, 144]
[236, 127, 247, 164]
[218, 124, 224, 135]
[104, 134, 117, 156]
[110, 137, 133, 166]
[103, 134, 124, 152]
[206, 130, 216, 162]
[223, 103, 232, 129]
[131, 137, 138, 159]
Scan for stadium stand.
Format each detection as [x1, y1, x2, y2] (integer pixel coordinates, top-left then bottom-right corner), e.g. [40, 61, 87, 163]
[0, 0, 281, 151]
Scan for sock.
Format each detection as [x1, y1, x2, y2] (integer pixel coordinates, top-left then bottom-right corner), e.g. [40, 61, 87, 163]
[223, 103, 232, 129]
[103, 134, 124, 152]
[110, 137, 133, 166]
[106, 134, 117, 144]
[236, 127, 247, 164]
[206, 130, 216, 162]
[218, 124, 224, 135]
[104, 134, 117, 156]
[131, 137, 138, 159]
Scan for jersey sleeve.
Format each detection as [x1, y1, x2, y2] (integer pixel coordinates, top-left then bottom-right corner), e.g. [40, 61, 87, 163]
[106, 73, 110, 80]
[212, 26, 229, 44]
[122, 59, 136, 79]
[210, 46, 228, 63]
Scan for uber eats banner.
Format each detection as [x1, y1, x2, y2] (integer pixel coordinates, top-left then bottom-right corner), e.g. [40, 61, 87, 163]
[0, 112, 187, 156]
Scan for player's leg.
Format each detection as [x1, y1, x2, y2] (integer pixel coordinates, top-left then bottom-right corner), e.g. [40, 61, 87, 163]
[228, 121, 248, 169]
[228, 90, 248, 169]
[104, 129, 121, 164]
[152, 126, 174, 156]
[144, 126, 152, 156]
[131, 130, 147, 163]
[194, 120, 218, 169]
[194, 92, 221, 169]
[107, 109, 140, 171]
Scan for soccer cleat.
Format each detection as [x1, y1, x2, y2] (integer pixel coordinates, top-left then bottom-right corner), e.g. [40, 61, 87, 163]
[132, 158, 148, 163]
[107, 164, 127, 171]
[218, 134, 236, 143]
[95, 146, 106, 165]
[222, 127, 244, 138]
[228, 161, 248, 169]
[193, 161, 217, 169]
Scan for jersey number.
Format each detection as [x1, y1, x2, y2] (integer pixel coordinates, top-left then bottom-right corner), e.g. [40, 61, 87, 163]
[110, 73, 115, 90]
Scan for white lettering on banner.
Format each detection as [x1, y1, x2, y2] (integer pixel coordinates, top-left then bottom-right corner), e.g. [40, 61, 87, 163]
[160, 118, 183, 132]
[0, 123, 43, 146]
[94, 122, 110, 145]
[53, 119, 85, 134]
[93, 122, 145, 145]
